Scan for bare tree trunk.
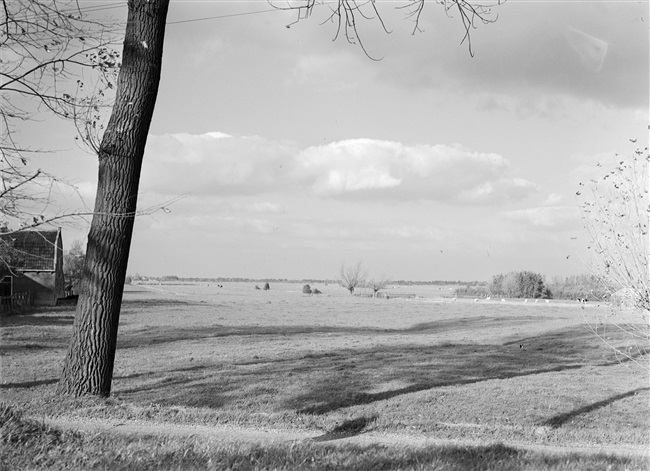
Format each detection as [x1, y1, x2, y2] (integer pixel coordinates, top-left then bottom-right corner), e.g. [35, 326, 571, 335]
[58, 0, 170, 396]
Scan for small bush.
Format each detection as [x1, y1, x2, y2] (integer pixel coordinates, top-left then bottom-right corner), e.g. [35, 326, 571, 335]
[302, 284, 312, 294]
[263, 282, 270, 291]
[312, 288, 322, 295]
[254, 285, 260, 290]
[454, 284, 488, 299]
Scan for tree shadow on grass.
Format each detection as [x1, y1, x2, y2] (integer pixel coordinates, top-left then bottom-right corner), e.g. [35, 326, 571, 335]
[121, 299, 198, 308]
[542, 387, 650, 428]
[116, 315, 542, 350]
[0, 314, 74, 327]
[113, 324, 625, 416]
[312, 415, 378, 442]
[287, 342, 589, 415]
[113, 362, 235, 409]
[0, 378, 58, 389]
[404, 315, 541, 334]
[286, 324, 649, 415]
[116, 325, 386, 349]
[0, 340, 68, 353]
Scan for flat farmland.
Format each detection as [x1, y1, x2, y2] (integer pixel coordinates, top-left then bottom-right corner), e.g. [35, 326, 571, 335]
[1, 282, 648, 470]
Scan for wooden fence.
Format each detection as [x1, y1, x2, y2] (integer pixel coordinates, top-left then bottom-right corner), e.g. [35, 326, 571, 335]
[0, 291, 33, 315]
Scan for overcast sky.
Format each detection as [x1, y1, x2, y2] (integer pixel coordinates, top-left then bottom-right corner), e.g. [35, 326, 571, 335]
[27, 0, 649, 281]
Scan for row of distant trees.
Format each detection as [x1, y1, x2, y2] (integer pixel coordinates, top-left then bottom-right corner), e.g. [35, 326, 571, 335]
[452, 272, 551, 299]
[489, 271, 553, 299]
[454, 272, 611, 301]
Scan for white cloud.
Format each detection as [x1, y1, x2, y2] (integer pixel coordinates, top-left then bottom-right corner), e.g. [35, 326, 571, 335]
[376, 2, 647, 110]
[141, 132, 299, 196]
[219, 215, 276, 234]
[141, 133, 539, 205]
[503, 205, 579, 229]
[378, 224, 445, 241]
[246, 201, 285, 213]
[290, 53, 372, 91]
[543, 193, 564, 206]
[298, 139, 538, 203]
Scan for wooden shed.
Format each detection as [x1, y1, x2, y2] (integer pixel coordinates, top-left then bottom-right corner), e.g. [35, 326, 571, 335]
[0, 229, 65, 306]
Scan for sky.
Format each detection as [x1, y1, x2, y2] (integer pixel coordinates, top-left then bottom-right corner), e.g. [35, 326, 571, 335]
[18, 0, 650, 281]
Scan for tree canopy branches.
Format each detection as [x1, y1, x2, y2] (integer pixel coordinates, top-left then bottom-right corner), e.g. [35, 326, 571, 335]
[274, 0, 502, 58]
[1, 0, 123, 230]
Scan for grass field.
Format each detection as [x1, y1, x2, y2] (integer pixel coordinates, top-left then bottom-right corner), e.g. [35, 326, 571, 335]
[1, 282, 648, 470]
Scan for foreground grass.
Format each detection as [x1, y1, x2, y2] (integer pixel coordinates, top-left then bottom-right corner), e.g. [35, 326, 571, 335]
[6, 317, 646, 448]
[2, 288, 648, 469]
[2, 404, 647, 471]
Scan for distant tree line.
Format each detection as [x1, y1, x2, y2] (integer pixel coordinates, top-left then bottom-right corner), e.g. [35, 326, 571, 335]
[392, 280, 484, 286]
[127, 275, 339, 284]
[489, 271, 552, 299]
[545, 274, 608, 301]
[455, 272, 619, 301]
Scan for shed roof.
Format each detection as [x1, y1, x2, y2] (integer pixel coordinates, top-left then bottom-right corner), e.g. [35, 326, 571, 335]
[0, 230, 60, 272]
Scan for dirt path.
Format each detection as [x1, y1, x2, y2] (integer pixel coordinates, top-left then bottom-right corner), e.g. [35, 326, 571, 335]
[39, 416, 649, 458]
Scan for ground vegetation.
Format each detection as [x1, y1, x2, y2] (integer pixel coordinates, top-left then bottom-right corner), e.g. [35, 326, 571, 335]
[1, 283, 647, 469]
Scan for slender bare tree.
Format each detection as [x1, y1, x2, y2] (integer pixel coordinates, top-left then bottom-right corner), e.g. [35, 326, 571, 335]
[578, 145, 649, 368]
[340, 261, 367, 295]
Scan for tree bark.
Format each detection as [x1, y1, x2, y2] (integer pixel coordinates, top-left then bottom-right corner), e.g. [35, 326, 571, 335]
[58, 0, 170, 396]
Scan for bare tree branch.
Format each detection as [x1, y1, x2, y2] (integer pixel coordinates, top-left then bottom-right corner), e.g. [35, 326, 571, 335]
[1, 0, 123, 231]
[273, 0, 503, 58]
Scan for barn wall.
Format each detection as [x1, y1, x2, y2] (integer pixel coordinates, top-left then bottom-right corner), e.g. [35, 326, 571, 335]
[13, 273, 57, 306]
[54, 230, 65, 299]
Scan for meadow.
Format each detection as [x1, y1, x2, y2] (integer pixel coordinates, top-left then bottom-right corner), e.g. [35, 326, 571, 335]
[1, 281, 648, 470]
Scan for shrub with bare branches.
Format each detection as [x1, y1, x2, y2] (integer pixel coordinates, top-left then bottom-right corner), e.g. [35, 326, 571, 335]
[578, 145, 649, 368]
[369, 275, 391, 297]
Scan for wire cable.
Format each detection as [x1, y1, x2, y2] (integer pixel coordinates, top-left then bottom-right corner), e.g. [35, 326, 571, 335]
[166, 8, 281, 25]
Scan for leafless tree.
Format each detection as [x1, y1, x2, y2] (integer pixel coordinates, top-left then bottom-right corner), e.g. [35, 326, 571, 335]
[1, 0, 123, 231]
[369, 274, 391, 297]
[340, 261, 367, 294]
[578, 145, 649, 368]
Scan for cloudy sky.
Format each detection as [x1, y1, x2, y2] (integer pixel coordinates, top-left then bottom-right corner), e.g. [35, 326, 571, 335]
[26, 0, 649, 281]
